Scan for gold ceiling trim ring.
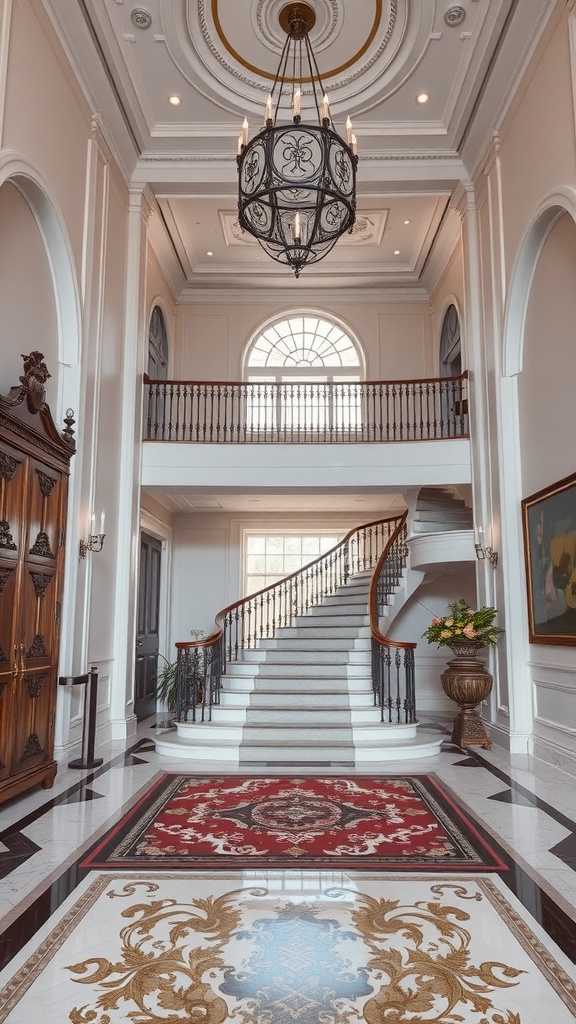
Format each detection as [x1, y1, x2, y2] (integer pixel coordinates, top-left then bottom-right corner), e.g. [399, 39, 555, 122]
[211, 0, 385, 84]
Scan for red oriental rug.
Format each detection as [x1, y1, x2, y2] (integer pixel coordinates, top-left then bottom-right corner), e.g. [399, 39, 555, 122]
[81, 774, 506, 871]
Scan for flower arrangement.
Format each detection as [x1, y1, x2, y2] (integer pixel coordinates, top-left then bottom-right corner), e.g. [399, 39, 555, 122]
[422, 599, 504, 648]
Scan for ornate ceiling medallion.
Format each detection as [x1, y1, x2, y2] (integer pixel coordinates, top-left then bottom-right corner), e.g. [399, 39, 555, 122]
[131, 8, 152, 30]
[207, 0, 393, 83]
[444, 6, 466, 27]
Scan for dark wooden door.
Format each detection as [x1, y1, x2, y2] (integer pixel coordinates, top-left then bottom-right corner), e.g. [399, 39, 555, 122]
[135, 532, 162, 720]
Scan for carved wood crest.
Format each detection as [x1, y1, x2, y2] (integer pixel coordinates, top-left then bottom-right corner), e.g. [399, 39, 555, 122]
[19, 351, 51, 413]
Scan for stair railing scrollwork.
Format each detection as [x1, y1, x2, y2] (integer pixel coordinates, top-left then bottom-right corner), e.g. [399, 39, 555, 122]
[369, 512, 417, 724]
[174, 515, 406, 723]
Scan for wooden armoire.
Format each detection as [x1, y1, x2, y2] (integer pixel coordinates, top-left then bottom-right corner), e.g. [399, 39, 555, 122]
[0, 352, 75, 803]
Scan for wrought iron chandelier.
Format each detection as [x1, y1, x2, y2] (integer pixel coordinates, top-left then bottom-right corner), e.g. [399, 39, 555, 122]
[236, 2, 358, 278]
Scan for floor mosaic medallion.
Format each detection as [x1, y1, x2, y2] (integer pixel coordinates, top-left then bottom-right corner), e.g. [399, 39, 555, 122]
[0, 871, 575, 1023]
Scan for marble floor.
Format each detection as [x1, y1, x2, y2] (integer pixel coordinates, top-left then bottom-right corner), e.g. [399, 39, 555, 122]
[1, 721, 576, 1022]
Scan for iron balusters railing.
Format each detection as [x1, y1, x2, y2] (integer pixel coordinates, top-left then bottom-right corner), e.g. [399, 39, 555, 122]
[144, 374, 469, 443]
[369, 515, 417, 724]
[173, 515, 405, 722]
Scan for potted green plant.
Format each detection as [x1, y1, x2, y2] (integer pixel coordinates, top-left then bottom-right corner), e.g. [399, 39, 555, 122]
[155, 629, 205, 714]
[155, 654, 178, 711]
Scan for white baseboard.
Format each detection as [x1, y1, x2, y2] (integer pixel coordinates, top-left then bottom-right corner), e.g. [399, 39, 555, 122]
[532, 736, 576, 777]
[110, 714, 138, 741]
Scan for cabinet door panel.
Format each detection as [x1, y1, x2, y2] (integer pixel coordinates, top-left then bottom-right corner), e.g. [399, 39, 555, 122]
[0, 441, 26, 566]
[25, 458, 63, 565]
[10, 668, 54, 773]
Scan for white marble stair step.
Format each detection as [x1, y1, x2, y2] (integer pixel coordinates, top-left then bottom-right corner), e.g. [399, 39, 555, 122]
[242, 724, 355, 743]
[226, 676, 369, 693]
[294, 606, 369, 619]
[255, 636, 371, 651]
[253, 662, 348, 678]
[320, 593, 369, 607]
[219, 684, 373, 708]
[242, 707, 387, 725]
[353, 734, 444, 762]
[272, 625, 370, 639]
[248, 649, 361, 665]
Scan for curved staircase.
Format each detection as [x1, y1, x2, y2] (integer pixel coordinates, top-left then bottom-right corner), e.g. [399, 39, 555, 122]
[155, 563, 443, 766]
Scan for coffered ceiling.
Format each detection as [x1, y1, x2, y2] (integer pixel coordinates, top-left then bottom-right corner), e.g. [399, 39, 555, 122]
[46, 0, 555, 295]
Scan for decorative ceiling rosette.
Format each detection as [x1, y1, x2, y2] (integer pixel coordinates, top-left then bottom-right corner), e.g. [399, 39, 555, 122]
[159, 1, 436, 117]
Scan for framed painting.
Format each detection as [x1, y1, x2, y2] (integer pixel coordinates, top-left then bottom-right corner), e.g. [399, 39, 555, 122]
[522, 471, 576, 644]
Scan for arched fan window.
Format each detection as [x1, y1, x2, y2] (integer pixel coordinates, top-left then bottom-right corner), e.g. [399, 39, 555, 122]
[245, 314, 364, 434]
[439, 304, 461, 377]
[148, 305, 169, 379]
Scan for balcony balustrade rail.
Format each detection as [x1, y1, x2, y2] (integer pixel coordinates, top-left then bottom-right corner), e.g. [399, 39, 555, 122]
[369, 516, 416, 724]
[174, 514, 408, 723]
[145, 374, 468, 443]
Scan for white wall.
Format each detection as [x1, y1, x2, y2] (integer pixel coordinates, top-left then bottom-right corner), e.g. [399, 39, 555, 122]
[0, 182, 58, 402]
[174, 299, 434, 382]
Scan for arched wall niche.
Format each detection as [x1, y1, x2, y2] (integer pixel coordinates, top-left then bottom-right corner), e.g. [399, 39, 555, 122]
[503, 189, 576, 378]
[517, 207, 576, 496]
[0, 160, 81, 419]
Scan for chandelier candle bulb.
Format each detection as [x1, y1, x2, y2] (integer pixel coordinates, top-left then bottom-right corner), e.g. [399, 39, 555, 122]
[346, 116, 353, 145]
[293, 212, 301, 241]
[293, 88, 301, 117]
[351, 133, 358, 155]
[241, 117, 249, 145]
[321, 93, 330, 120]
[265, 94, 272, 122]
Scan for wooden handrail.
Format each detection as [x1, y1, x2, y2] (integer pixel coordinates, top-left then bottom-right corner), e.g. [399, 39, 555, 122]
[369, 512, 417, 650]
[146, 371, 468, 388]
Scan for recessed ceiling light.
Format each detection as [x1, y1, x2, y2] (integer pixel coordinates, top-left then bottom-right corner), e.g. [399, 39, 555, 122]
[394, 249, 400, 255]
[206, 251, 213, 256]
[404, 219, 410, 225]
[416, 92, 430, 104]
[168, 94, 182, 106]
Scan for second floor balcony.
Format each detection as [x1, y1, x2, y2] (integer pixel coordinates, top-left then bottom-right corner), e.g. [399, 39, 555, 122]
[143, 374, 469, 445]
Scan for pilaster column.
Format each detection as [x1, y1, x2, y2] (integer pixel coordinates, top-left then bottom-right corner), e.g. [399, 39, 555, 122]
[110, 185, 153, 739]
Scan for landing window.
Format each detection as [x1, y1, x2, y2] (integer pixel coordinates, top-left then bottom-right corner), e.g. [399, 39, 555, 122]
[245, 532, 342, 595]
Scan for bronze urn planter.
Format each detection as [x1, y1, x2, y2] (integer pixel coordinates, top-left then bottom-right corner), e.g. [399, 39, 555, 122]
[441, 642, 493, 749]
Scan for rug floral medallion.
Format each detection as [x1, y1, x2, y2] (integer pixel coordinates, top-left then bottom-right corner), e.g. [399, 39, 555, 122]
[80, 774, 507, 871]
[1, 872, 575, 1024]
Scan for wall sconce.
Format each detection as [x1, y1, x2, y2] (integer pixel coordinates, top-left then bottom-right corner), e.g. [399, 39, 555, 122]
[79, 509, 106, 559]
[474, 527, 498, 569]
